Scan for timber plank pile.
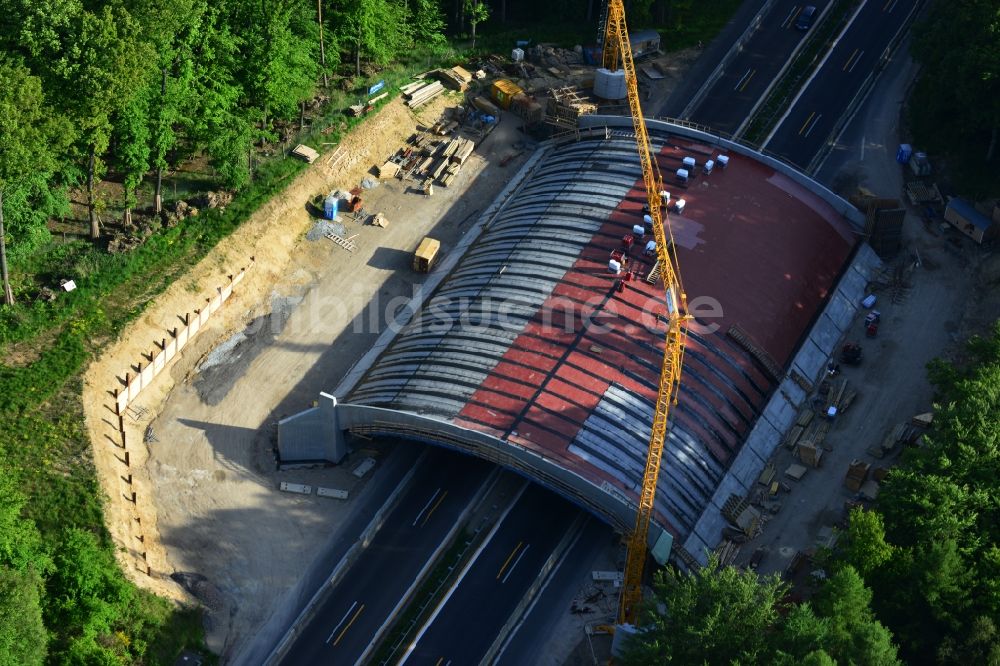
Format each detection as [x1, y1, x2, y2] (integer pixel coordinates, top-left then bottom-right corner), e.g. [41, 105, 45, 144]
[403, 80, 445, 108]
[375, 114, 477, 188]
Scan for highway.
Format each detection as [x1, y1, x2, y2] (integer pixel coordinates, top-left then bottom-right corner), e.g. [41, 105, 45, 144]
[399, 484, 581, 665]
[496, 518, 613, 665]
[687, 1, 831, 135]
[763, 0, 913, 168]
[277, 449, 493, 665]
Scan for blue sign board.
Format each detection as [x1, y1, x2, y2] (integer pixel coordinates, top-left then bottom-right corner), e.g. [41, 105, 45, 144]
[368, 80, 385, 96]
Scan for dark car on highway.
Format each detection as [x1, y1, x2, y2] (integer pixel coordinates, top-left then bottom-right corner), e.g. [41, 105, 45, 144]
[796, 5, 817, 30]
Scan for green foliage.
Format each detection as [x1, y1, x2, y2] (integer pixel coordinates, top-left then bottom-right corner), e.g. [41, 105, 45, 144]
[464, 0, 490, 49]
[338, 0, 414, 75]
[0, 57, 69, 263]
[841, 507, 893, 577]
[410, 0, 448, 49]
[811, 566, 900, 665]
[910, 0, 1000, 197]
[623, 558, 899, 665]
[0, 566, 47, 666]
[623, 555, 790, 664]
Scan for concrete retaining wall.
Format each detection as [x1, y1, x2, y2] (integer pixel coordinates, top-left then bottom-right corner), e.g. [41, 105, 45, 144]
[113, 262, 252, 413]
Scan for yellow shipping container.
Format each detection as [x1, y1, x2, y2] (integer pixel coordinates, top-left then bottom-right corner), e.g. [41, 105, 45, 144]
[490, 79, 523, 110]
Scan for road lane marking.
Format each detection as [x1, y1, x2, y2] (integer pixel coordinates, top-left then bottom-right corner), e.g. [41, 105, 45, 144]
[413, 488, 442, 526]
[331, 603, 365, 647]
[847, 50, 864, 73]
[326, 601, 359, 644]
[496, 541, 524, 580]
[501, 544, 531, 584]
[843, 48, 859, 71]
[782, 6, 800, 29]
[421, 490, 448, 527]
[735, 69, 756, 92]
[398, 481, 530, 664]
[883, 0, 897, 11]
[798, 111, 817, 135]
[803, 113, 823, 138]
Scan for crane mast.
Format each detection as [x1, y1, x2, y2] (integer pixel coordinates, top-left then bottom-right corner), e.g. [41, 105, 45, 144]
[602, 0, 689, 627]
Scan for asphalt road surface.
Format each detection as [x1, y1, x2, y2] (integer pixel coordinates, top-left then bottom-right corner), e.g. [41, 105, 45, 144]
[764, 0, 913, 168]
[399, 484, 580, 665]
[688, 1, 830, 135]
[278, 449, 493, 665]
[496, 517, 612, 666]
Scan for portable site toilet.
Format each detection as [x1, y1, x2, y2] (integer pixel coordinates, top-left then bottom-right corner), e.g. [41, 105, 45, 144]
[323, 192, 340, 220]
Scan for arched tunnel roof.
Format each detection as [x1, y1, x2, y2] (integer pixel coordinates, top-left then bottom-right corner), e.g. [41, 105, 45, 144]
[286, 119, 862, 556]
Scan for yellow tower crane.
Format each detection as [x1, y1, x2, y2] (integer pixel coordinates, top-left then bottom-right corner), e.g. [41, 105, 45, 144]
[602, 0, 690, 627]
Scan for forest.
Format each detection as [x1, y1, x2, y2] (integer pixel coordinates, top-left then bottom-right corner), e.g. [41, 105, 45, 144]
[0, 0, 996, 663]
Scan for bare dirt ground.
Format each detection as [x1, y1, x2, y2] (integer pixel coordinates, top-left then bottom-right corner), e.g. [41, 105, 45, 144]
[80, 92, 534, 658]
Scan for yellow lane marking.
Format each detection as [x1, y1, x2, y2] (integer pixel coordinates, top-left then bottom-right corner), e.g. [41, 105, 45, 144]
[843, 48, 860, 71]
[332, 603, 365, 647]
[496, 541, 524, 580]
[798, 111, 816, 135]
[739, 69, 756, 92]
[421, 490, 448, 527]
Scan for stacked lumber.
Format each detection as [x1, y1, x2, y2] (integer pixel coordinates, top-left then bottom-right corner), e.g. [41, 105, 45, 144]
[798, 442, 822, 468]
[844, 459, 870, 492]
[400, 81, 426, 96]
[405, 81, 445, 108]
[377, 161, 400, 179]
[439, 163, 462, 187]
[715, 539, 741, 567]
[825, 377, 856, 415]
[451, 138, 476, 165]
[437, 67, 471, 91]
[291, 144, 320, 163]
[867, 422, 918, 458]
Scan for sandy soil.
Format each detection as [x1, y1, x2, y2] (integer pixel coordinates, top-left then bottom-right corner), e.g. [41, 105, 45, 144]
[80, 92, 533, 657]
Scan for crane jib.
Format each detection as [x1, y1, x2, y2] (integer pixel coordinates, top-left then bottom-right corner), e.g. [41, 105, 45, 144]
[603, 0, 688, 630]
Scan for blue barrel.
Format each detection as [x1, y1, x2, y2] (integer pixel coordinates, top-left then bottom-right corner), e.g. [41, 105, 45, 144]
[896, 144, 912, 164]
[324, 194, 339, 220]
